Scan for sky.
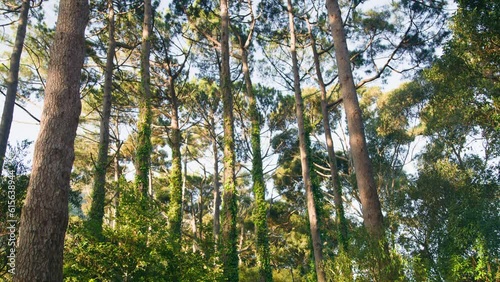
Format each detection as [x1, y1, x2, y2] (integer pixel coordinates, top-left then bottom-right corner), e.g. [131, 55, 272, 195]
[0, 0, 458, 175]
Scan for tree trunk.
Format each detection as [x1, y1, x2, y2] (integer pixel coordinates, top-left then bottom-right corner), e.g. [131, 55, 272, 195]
[13, 0, 89, 280]
[135, 0, 153, 196]
[286, 1, 326, 281]
[212, 122, 221, 246]
[191, 192, 198, 252]
[220, 0, 239, 280]
[306, 20, 349, 252]
[87, 0, 115, 239]
[325, 0, 385, 239]
[167, 78, 183, 251]
[242, 47, 273, 281]
[0, 0, 30, 173]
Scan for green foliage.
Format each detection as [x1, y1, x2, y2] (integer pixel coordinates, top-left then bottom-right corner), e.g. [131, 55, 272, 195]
[64, 181, 214, 281]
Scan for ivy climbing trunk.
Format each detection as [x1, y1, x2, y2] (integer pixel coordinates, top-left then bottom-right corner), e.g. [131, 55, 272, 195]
[286, 1, 326, 281]
[306, 20, 349, 252]
[242, 46, 273, 282]
[220, 0, 239, 280]
[326, 0, 385, 239]
[87, 0, 115, 239]
[0, 0, 30, 174]
[13, 0, 89, 280]
[135, 0, 153, 197]
[167, 78, 183, 252]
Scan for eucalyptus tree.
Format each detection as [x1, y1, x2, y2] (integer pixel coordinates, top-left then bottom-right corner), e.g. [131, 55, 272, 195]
[14, 0, 89, 280]
[0, 0, 30, 173]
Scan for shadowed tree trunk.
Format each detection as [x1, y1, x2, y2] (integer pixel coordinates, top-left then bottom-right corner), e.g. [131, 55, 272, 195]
[220, 0, 239, 280]
[286, 1, 326, 281]
[135, 0, 153, 196]
[86, 0, 116, 239]
[306, 19, 349, 252]
[326, 0, 385, 239]
[0, 0, 30, 174]
[13, 0, 89, 280]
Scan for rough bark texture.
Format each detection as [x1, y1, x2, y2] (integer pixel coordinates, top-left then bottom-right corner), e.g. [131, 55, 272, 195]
[220, 0, 239, 280]
[286, 1, 326, 281]
[13, 0, 89, 280]
[167, 78, 183, 250]
[306, 20, 349, 251]
[0, 0, 30, 173]
[87, 0, 115, 238]
[135, 0, 153, 196]
[242, 48, 273, 282]
[326, 0, 385, 238]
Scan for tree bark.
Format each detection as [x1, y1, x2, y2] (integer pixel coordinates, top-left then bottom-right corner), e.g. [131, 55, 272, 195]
[135, 0, 153, 196]
[14, 0, 89, 280]
[306, 20, 349, 251]
[286, 1, 326, 281]
[87, 0, 115, 239]
[220, 0, 239, 280]
[0, 0, 30, 173]
[326, 0, 384, 238]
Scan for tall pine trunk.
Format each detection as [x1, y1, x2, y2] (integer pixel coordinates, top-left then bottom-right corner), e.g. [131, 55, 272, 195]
[14, 0, 89, 280]
[306, 20, 349, 252]
[87, 0, 115, 238]
[325, 0, 384, 239]
[286, 1, 326, 281]
[135, 0, 153, 196]
[0, 0, 30, 173]
[220, 0, 239, 280]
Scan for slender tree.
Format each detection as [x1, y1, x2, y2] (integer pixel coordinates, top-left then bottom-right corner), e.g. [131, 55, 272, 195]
[220, 0, 239, 280]
[326, 0, 385, 239]
[135, 0, 153, 196]
[305, 18, 349, 252]
[164, 60, 184, 253]
[86, 0, 116, 238]
[237, 0, 272, 278]
[286, 0, 326, 281]
[13, 0, 89, 280]
[0, 0, 30, 174]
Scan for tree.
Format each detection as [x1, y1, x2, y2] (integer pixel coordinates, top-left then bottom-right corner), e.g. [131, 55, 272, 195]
[326, 0, 384, 240]
[219, 0, 239, 280]
[134, 0, 153, 196]
[86, 0, 116, 239]
[0, 0, 30, 173]
[305, 16, 349, 253]
[234, 0, 272, 280]
[286, 0, 326, 280]
[14, 0, 89, 280]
